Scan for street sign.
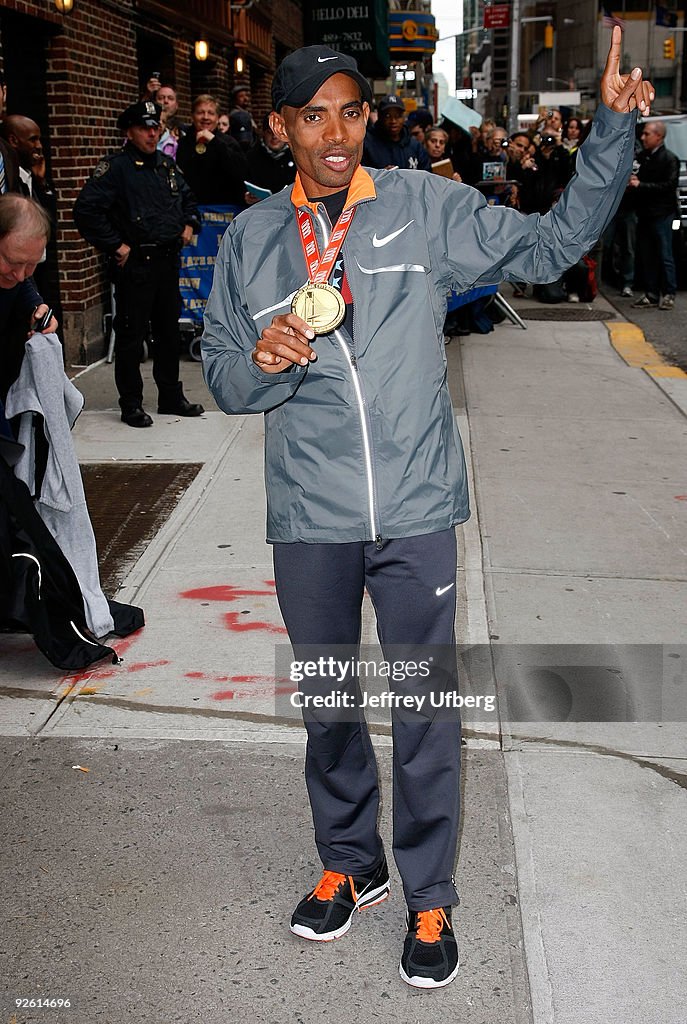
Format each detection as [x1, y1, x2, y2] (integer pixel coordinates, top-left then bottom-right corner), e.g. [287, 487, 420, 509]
[484, 5, 511, 29]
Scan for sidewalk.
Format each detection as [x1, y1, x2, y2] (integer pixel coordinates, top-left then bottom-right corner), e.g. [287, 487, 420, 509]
[1, 302, 685, 1024]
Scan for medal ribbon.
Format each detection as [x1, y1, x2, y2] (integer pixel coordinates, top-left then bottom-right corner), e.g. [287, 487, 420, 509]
[296, 205, 356, 285]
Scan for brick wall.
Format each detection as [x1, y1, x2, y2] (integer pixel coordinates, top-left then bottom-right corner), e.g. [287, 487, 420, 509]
[246, 1, 304, 123]
[50, 3, 139, 363]
[0, 0, 305, 366]
[272, 0, 304, 56]
[171, 42, 192, 122]
[0, 0, 140, 364]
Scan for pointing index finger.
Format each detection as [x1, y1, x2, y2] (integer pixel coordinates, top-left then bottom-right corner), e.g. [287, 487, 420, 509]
[603, 24, 622, 77]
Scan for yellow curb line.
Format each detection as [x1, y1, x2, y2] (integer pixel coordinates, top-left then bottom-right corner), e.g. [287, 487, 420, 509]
[605, 320, 687, 379]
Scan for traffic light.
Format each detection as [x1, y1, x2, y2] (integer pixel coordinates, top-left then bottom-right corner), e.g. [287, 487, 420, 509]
[544, 24, 554, 49]
[664, 37, 676, 60]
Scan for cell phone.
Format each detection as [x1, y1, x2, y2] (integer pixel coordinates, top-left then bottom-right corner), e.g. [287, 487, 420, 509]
[33, 307, 53, 331]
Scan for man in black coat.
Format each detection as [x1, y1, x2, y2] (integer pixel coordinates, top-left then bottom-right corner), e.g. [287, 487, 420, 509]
[175, 94, 249, 207]
[0, 194, 57, 406]
[73, 101, 204, 427]
[0, 114, 61, 327]
[629, 119, 679, 310]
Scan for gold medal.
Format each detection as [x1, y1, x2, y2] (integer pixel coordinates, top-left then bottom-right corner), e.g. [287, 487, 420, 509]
[291, 281, 346, 335]
[195, 142, 207, 155]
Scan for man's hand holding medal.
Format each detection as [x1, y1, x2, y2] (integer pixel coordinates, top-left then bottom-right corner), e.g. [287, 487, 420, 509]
[195, 128, 215, 154]
[252, 199, 354, 372]
[252, 313, 317, 372]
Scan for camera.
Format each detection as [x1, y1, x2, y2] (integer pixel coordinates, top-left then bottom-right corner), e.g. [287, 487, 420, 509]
[541, 134, 557, 147]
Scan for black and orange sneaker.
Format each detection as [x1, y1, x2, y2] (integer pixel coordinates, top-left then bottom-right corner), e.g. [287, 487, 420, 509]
[399, 906, 459, 989]
[290, 856, 390, 941]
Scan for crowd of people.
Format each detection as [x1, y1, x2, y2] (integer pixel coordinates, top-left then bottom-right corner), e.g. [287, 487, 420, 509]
[0, 65, 680, 433]
[70, 77, 300, 426]
[359, 97, 681, 310]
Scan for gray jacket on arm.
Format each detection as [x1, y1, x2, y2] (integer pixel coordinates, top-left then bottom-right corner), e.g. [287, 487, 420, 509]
[202, 103, 636, 545]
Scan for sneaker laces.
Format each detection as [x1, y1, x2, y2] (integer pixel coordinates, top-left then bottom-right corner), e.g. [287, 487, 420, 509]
[416, 908, 449, 943]
[310, 871, 356, 903]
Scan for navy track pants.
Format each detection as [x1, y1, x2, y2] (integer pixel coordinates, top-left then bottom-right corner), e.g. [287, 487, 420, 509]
[273, 529, 461, 911]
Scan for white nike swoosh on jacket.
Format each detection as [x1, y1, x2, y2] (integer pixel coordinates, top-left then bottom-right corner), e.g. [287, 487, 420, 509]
[372, 220, 415, 247]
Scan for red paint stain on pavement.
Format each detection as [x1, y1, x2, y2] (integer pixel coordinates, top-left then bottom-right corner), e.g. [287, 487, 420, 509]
[211, 674, 296, 701]
[231, 674, 275, 683]
[675, 495, 687, 501]
[126, 660, 171, 673]
[180, 584, 275, 602]
[211, 684, 296, 701]
[184, 671, 231, 682]
[178, 581, 287, 635]
[223, 611, 287, 635]
[59, 635, 141, 688]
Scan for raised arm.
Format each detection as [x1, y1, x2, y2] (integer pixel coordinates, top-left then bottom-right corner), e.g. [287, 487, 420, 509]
[600, 25, 654, 115]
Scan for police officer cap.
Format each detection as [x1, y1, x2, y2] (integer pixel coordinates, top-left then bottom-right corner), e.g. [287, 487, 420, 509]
[117, 100, 162, 132]
[271, 45, 372, 112]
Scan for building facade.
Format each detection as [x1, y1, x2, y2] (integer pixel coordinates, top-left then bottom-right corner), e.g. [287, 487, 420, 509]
[461, 1, 685, 123]
[0, 0, 304, 365]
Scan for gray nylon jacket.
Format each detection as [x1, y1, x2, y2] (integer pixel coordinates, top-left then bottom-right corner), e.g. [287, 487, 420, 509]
[202, 103, 636, 545]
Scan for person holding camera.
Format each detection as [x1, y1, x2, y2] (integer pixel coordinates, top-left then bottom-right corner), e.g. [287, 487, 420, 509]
[530, 111, 572, 214]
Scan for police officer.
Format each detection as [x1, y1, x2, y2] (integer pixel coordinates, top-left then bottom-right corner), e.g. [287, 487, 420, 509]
[73, 101, 204, 427]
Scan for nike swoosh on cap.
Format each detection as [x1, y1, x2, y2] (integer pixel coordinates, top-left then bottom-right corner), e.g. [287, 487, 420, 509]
[372, 220, 414, 248]
[317, 56, 339, 62]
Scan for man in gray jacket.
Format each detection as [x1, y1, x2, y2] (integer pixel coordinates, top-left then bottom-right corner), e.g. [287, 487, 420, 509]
[202, 31, 653, 989]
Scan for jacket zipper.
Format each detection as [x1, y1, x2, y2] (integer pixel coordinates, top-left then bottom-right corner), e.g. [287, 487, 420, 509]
[314, 205, 381, 546]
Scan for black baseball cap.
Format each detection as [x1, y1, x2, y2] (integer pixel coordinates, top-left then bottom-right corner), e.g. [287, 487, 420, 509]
[378, 95, 406, 115]
[272, 45, 372, 112]
[117, 100, 162, 131]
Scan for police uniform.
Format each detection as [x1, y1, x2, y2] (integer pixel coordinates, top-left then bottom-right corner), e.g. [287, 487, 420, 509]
[73, 101, 204, 426]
